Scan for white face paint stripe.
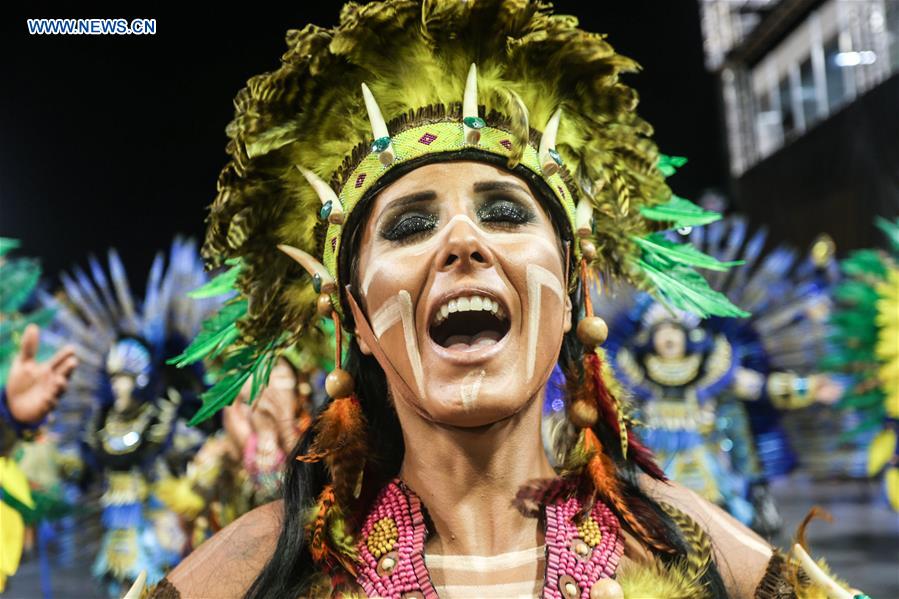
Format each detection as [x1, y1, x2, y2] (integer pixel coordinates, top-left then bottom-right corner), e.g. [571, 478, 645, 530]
[371, 291, 426, 398]
[525, 264, 564, 382]
[425, 544, 544, 570]
[361, 262, 385, 298]
[460, 369, 486, 409]
[397, 290, 426, 398]
[371, 295, 402, 338]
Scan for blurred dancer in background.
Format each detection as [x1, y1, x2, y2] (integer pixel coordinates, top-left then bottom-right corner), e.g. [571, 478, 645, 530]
[39, 239, 221, 597]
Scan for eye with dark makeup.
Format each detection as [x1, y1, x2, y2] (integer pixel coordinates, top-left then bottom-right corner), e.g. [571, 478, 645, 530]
[477, 196, 536, 228]
[380, 211, 439, 242]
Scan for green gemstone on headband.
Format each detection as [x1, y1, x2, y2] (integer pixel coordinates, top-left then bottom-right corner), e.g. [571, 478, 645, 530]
[852, 594, 871, 599]
[312, 274, 322, 293]
[320, 200, 333, 221]
[548, 147, 563, 166]
[463, 116, 486, 129]
[371, 136, 391, 153]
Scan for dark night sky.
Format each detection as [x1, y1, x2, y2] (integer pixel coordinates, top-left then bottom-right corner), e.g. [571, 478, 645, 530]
[1, 2, 727, 291]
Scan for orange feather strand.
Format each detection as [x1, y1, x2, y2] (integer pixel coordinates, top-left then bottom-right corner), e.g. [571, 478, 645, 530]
[582, 429, 675, 554]
[585, 351, 666, 480]
[297, 394, 369, 505]
[308, 485, 337, 564]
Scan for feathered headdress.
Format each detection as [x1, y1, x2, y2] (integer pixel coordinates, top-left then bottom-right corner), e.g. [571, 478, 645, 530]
[184, 0, 746, 421]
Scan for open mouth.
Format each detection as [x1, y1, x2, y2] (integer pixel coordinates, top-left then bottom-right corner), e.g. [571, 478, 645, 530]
[429, 293, 511, 352]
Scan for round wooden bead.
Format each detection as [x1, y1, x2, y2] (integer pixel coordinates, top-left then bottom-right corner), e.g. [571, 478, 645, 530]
[580, 239, 597, 260]
[569, 398, 598, 428]
[316, 293, 333, 317]
[577, 316, 608, 347]
[325, 368, 354, 398]
[590, 578, 624, 599]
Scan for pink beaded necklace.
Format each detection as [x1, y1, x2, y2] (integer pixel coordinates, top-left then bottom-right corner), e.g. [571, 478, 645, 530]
[355, 478, 625, 599]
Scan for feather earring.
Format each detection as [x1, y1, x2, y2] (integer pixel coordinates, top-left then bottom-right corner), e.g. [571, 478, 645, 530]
[581, 428, 673, 554]
[297, 308, 368, 506]
[280, 242, 369, 570]
[572, 258, 665, 478]
[300, 312, 367, 575]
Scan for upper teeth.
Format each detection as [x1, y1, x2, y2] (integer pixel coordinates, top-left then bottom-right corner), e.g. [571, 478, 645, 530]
[432, 294, 505, 326]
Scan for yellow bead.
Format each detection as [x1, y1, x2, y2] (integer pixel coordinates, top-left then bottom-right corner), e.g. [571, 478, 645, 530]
[577, 316, 608, 347]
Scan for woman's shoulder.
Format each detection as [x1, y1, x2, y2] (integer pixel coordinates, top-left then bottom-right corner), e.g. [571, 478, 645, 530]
[638, 474, 774, 599]
[154, 500, 284, 599]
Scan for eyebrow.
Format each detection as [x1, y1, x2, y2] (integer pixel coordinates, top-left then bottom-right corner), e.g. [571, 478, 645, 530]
[384, 190, 438, 211]
[472, 180, 531, 195]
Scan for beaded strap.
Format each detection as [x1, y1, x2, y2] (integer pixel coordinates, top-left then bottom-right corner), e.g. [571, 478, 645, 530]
[355, 479, 438, 599]
[543, 496, 624, 599]
[356, 479, 625, 599]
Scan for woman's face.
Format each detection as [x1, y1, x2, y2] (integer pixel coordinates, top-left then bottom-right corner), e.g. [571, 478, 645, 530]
[355, 161, 571, 427]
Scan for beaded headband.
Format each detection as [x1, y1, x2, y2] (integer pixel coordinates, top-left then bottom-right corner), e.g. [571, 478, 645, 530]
[283, 64, 583, 313]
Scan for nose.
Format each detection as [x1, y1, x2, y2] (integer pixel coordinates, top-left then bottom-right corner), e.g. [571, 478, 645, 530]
[434, 216, 494, 273]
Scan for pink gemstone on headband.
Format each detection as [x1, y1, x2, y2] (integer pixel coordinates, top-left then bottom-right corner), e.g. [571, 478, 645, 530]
[355, 173, 367, 188]
[418, 132, 437, 145]
[500, 139, 512, 150]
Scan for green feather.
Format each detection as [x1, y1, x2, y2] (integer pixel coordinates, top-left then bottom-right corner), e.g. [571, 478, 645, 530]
[639, 195, 721, 228]
[837, 390, 886, 411]
[0, 237, 21, 258]
[657, 154, 688, 177]
[167, 300, 248, 367]
[841, 250, 887, 280]
[875, 217, 899, 252]
[0, 258, 41, 313]
[188, 342, 279, 425]
[188, 261, 242, 299]
[636, 259, 749, 318]
[189, 367, 254, 425]
[633, 233, 744, 272]
[834, 280, 882, 306]
[248, 349, 279, 406]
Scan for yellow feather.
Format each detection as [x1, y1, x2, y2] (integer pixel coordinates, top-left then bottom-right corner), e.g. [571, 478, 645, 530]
[887, 466, 899, 512]
[154, 476, 206, 520]
[617, 558, 711, 599]
[0, 502, 25, 589]
[867, 428, 897, 476]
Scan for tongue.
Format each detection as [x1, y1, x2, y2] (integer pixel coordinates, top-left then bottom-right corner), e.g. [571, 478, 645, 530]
[444, 329, 502, 352]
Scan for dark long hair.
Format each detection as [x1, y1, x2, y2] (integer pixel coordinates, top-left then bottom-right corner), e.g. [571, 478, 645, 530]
[245, 164, 728, 598]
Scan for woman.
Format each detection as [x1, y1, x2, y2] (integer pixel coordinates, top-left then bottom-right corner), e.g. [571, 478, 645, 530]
[149, 2, 861, 597]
